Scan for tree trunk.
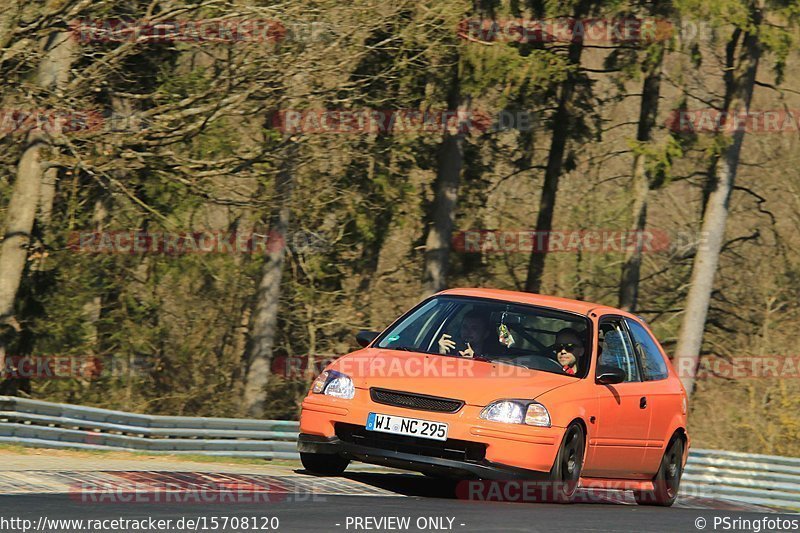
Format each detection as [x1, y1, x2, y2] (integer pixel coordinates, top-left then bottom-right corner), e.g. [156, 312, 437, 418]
[675, 20, 761, 396]
[242, 143, 296, 417]
[422, 76, 470, 296]
[524, 1, 589, 293]
[618, 44, 665, 312]
[0, 31, 74, 326]
[36, 32, 75, 229]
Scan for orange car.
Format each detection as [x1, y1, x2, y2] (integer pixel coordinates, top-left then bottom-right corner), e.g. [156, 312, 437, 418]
[298, 288, 689, 505]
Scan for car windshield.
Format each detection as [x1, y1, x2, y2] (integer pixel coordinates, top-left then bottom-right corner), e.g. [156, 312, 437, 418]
[375, 296, 591, 377]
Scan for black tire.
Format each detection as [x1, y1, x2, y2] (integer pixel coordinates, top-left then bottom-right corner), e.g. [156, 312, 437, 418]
[548, 422, 585, 503]
[634, 437, 684, 507]
[300, 452, 349, 476]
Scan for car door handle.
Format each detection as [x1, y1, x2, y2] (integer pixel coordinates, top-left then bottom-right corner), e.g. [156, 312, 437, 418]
[640, 397, 647, 409]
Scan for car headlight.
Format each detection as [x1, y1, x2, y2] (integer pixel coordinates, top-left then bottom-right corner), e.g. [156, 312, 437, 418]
[311, 370, 355, 399]
[480, 400, 551, 427]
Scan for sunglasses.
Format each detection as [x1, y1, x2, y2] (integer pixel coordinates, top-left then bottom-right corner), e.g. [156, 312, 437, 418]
[555, 343, 579, 352]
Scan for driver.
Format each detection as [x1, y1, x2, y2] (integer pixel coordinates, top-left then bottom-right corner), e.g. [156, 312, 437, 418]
[438, 310, 491, 358]
[554, 328, 584, 375]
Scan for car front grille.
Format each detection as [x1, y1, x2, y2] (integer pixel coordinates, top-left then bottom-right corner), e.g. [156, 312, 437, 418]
[335, 423, 486, 462]
[369, 388, 464, 413]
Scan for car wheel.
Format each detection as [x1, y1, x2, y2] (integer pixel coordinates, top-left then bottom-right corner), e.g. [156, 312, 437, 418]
[300, 452, 349, 476]
[634, 437, 684, 507]
[549, 422, 585, 503]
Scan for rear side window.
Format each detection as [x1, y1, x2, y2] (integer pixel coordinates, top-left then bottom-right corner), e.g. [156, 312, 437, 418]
[598, 320, 640, 382]
[626, 319, 669, 381]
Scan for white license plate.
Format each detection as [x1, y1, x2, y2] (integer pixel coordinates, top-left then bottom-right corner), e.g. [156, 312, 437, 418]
[366, 412, 448, 441]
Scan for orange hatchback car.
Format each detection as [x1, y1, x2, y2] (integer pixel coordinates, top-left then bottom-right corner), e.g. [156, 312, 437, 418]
[298, 288, 689, 505]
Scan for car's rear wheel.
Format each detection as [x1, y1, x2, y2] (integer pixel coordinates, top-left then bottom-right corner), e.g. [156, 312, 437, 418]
[300, 452, 349, 476]
[634, 437, 684, 507]
[549, 422, 585, 503]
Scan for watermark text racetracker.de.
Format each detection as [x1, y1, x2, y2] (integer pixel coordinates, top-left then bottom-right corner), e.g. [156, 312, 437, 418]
[667, 108, 800, 134]
[0, 108, 104, 136]
[457, 17, 713, 43]
[69, 477, 322, 505]
[677, 355, 800, 380]
[270, 108, 538, 134]
[68, 230, 329, 255]
[451, 229, 672, 254]
[70, 18, 336, 44]
[275, 354, 800, 381]
[457, 480, 797, 505]
[1, 355, 102, 380]
[0, 515, 280, 532]
[12, 339, 791, 384]
[457, 17, 673, 43]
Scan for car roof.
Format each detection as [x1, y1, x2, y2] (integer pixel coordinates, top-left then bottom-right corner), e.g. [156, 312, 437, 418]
[437, 287, 631, 318]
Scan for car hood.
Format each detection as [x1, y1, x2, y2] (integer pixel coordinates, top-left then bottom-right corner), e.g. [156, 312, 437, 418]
[330, 348, 575, 406]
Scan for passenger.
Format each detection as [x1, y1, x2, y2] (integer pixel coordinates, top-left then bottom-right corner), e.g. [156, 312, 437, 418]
[438, 310, 492, 358]
[554, 328, 584, 375]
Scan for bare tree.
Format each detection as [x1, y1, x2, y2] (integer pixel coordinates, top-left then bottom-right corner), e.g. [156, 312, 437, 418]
[0, 31, 75, 327]
[242, 142, 296, 417]
[524, 0, 591, 293]
[618, 43, 665, 312]
[675, 10, 762, 396]
[422, 71, 470, 296]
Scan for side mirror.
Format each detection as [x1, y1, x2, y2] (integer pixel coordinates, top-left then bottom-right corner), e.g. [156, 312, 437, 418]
[356, 330, 380, 348]
[596, 365, 626, 385]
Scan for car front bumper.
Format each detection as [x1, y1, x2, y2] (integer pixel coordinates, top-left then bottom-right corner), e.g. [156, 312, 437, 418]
[299, 391, 565, 477]
[297, 432, 550, 480]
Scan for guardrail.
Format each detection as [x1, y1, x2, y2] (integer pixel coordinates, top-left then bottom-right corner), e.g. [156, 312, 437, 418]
[0, 396, 300, 459]
[0, 396, 797, 510]
[682, 449, 800, 511]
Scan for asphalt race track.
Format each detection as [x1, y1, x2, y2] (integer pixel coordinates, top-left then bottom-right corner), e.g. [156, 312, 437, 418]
[0, 469, 797, 533]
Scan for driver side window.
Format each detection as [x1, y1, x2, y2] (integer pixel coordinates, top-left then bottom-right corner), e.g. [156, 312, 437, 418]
[598, 319, 640, 383]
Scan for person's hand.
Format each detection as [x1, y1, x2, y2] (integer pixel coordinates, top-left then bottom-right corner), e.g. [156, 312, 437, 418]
[438, 333, 456, 354]
[459, 343, 475, 358]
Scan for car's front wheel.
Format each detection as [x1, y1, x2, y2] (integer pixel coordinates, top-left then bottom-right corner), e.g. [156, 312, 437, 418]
[549, 422, 585, 503]
[300, 452, 350, 476]
[634, 437, 684, 506]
